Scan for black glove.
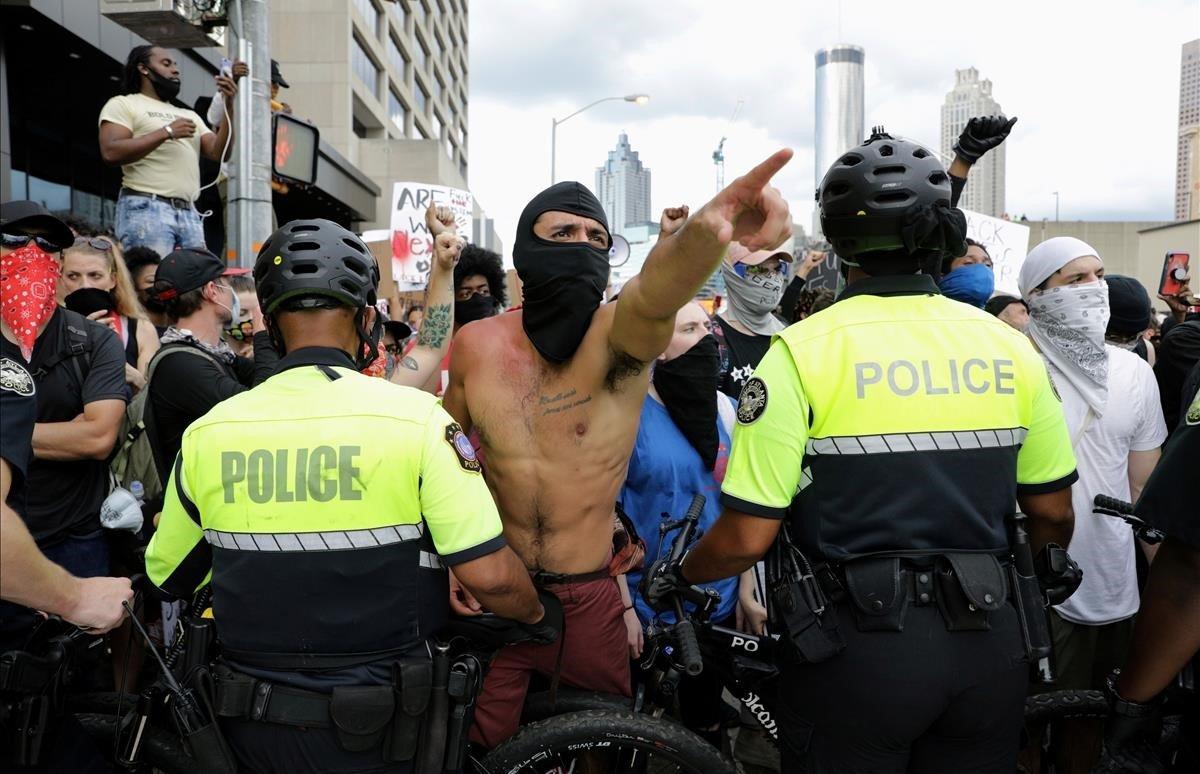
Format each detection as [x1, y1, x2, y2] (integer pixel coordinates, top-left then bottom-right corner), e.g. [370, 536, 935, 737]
[1095, 671, 1166, 774]
[518, 588, 563, 646]
[1035, 543, 1083, 606]
[639, 558, 688, 613]
[953, 115, 1017, 164]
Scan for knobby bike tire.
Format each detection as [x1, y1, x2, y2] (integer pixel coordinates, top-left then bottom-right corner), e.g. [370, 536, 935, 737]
[521, 688, 631, 723]
[1023, 690, 1108, 723]
[75, 712, 204, 774]
[482, 709, 735, 774]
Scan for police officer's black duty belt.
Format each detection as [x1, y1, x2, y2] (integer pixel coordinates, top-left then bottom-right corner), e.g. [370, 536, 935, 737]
[214, 668, 332, 728]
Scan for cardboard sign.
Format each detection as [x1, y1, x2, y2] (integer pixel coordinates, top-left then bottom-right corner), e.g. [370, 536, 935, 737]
[390, 183, 473, 290]
[961, 209, 1029, 296]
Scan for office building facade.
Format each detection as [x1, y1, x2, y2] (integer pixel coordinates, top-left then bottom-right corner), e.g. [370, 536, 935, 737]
[595, 132, 651, 236]
[940, 67, 1006, 218]
[1176, 38, 1200, 220]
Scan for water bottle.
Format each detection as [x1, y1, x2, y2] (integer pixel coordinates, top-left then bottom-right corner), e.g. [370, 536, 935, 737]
[130, 480, 145, 504]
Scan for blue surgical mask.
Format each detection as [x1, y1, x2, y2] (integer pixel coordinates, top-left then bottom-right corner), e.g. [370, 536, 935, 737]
[215, 283, 241, 324]
[938, 262, 995, 308]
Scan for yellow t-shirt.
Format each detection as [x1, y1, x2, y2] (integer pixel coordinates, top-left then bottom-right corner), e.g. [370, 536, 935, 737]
[98, 93, 212, 201]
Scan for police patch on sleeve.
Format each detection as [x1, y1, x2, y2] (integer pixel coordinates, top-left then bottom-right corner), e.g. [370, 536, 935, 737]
[444, 423, 481, 473]
[0, 358, 35, 397]
[737, 377, 768, 425]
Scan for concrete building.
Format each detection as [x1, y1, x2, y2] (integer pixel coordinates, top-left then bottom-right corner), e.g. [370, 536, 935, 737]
[271, 0, 500, 253]
[1022, 219, 1172, 310]
[1176, 39, 1200, 220]
[813, 44, 864, 238]
[595, 132, 651, 236]
[1137, 219, 1199, 305]
[941, 67, 1006, 218]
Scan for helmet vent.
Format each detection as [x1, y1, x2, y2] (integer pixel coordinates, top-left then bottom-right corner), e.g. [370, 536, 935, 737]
[292, 263, 320, 275]
[290, 223, 320, 233]
[827, 182, 852, 196]
[874, 192, 911, 204]
[912, 148, 929, 159]
[928, 172, 948, 185]
[872, 165, 906, 177]
[341, 258, 368, 279]
[840, 153, 863, 167]
[288, 241, 321, 252]
[342, 238, 366, 254]
[879, 144, 894, 157]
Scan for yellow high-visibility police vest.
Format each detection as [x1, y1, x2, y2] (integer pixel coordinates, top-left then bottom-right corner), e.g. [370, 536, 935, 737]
[146, 347, 505, 669]
[721, 275, 1077, 561]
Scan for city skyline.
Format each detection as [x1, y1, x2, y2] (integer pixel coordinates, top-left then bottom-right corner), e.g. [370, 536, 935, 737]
[940, 67, 1007, 218]
[1176, 38, 1199, 220]
[595, 131, 652, 235]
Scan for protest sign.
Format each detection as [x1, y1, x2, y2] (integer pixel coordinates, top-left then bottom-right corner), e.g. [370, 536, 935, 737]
[390, 183, 473, 290]
[961, 209, 1029, 296]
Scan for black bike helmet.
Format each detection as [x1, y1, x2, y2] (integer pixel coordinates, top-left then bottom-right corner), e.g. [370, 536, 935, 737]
[254, 219, 379, 314]
[817, 127, 952, 259]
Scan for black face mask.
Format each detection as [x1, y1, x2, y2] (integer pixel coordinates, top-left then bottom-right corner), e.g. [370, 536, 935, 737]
[513, 182, 611, 363]
[455, 293, 498, 326]
[145, 69, 181, 101]
[139, 289, 167, 315]
[652, 334, 720, 470]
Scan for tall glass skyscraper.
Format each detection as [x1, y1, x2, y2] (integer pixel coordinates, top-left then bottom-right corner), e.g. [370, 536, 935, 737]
[814, 44, 865, 238]
[595, 132, 652, 236]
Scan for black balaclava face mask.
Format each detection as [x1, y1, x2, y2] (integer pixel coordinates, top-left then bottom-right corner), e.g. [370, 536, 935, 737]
[513, 182, 611, 363]
[455, 293, 498, 326]
[144, 67, 181, 101]
[652, 334, 720, 470]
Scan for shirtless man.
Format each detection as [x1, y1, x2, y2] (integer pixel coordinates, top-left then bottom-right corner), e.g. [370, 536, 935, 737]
[444, 149, 793, 747]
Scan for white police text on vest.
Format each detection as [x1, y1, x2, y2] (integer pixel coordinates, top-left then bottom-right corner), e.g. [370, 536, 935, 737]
[854, 359, 1015, 399]
[221, 446, 363, 503]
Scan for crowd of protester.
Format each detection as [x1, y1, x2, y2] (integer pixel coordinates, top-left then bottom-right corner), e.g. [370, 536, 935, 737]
[1, 40, 1198, 774]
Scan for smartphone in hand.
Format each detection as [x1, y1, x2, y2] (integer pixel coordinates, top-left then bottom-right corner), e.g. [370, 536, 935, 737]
[1159, 252, 1190, 297]
[219, 57, 233, 78]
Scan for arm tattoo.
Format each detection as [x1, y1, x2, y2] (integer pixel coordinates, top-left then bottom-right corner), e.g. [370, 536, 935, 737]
[416, 304, 452, 349]
[400, 356, 420, 371]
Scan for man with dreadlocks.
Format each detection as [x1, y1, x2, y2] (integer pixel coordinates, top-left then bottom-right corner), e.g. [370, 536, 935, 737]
[99, 45, 244, 256]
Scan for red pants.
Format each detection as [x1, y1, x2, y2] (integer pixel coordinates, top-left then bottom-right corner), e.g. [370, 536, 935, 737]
[469, 576, 632, 748]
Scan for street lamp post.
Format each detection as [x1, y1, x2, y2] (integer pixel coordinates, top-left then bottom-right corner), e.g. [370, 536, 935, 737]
[550, 94, 649, 184]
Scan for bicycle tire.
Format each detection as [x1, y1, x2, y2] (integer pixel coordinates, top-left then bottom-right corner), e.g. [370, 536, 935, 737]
[521, 688, 631, 723]
[75, 712, 204, 774]
[1023, 690, 1108, 723]
[482, 709, 734, 774]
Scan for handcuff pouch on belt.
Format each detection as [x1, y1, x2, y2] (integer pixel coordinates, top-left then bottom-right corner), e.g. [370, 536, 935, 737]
[767, 526, 844, 664]
[383, 657, 431, 762]
[840, 553, 1007, 632]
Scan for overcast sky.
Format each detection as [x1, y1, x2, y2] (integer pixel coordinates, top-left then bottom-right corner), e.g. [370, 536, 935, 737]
[466, 0, 1195, 256]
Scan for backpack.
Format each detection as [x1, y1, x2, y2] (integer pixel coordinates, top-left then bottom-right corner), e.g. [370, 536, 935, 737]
[111, 343, 219, 501]
[30, 309, 96, 387]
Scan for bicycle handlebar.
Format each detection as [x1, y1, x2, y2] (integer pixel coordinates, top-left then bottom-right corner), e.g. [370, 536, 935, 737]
[672, 620, 704, 677]
[1092, 495, 1164, 545]
[1092, 494, 1135, 516]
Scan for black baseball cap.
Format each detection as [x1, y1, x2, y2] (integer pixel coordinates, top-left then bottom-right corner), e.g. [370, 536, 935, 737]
[383, 318, 412, 342]
[0, 200, 74, 250]
[153, 247, 232, 302]
[271, 60, 289, 88]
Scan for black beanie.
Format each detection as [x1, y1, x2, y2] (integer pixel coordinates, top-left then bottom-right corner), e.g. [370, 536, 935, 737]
[1105, 275, 1151, 337]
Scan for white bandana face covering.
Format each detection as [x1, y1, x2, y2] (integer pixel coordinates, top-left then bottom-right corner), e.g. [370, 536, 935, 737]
[1026, 280, 1110, 415]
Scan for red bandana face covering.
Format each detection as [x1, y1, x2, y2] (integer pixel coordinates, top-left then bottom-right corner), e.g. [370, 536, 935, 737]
[1, 243, 61, 360]
[360, 342, 388, 378]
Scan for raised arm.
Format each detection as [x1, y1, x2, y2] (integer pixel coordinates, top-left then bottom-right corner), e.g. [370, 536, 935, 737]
[391, 205, 461, 388]
[610, 149, 794, 363]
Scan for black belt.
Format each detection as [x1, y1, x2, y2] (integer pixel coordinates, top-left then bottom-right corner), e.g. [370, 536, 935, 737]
[816, 557, 1012, 606]
[214, 664, 332, 728]
[530, 567, 611, 587]
[120, 187, 192, 210]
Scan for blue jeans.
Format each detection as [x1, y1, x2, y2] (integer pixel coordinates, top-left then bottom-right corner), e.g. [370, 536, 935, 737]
[116, 192, 206, 257]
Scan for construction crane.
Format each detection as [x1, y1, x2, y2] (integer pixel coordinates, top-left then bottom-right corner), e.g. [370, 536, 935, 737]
[712, 99, 744, 192]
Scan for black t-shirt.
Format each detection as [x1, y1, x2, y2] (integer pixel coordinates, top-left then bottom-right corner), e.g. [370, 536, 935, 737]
[1, 354, 38, 515]
[147, 332, 278, 484]
[714, 315, 773, 399]
[1136, 391, 1199, 550]
[0, 309, 128, 546]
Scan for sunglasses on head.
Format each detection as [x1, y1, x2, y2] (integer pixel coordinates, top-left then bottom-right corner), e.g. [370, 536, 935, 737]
[73, 236, 115, 253]
[223, 319, 254, 341]
[1, 232, 62, 252]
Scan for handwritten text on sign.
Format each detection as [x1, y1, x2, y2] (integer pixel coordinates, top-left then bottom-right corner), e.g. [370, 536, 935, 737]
[961, 209, 1030, 297]
[390, 183, 473, 290]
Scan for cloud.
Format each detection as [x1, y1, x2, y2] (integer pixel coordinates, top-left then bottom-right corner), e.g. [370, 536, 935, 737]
[467, 0, 1194, 259]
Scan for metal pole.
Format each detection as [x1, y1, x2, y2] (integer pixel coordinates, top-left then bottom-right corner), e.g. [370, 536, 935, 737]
[226, 0, 273, 268]
[550, 118, 557, 184]
[1053, 192, 1060, 222]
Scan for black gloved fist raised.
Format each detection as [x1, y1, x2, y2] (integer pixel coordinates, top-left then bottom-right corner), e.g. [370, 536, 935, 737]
[1035, 543, 1083, 606]
[1094, 670, 1166, 774]
[518, 588, 564, 646]
[640, 558, 688, 613]
[953, 114, 1017, 164]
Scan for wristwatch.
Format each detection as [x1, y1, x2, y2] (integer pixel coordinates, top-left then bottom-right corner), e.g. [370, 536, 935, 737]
[164, 125, 175, 140]
[1105, 670, 1160, 718]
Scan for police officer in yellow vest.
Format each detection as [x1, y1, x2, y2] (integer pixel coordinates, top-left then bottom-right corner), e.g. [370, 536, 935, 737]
[644, 129, 1080, 772]
[146, 219, 554, 773]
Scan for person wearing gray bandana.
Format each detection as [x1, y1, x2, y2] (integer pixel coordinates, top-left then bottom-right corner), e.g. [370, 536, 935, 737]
[713, 238, 793, 398]
[1019, 237, 1168, 773]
